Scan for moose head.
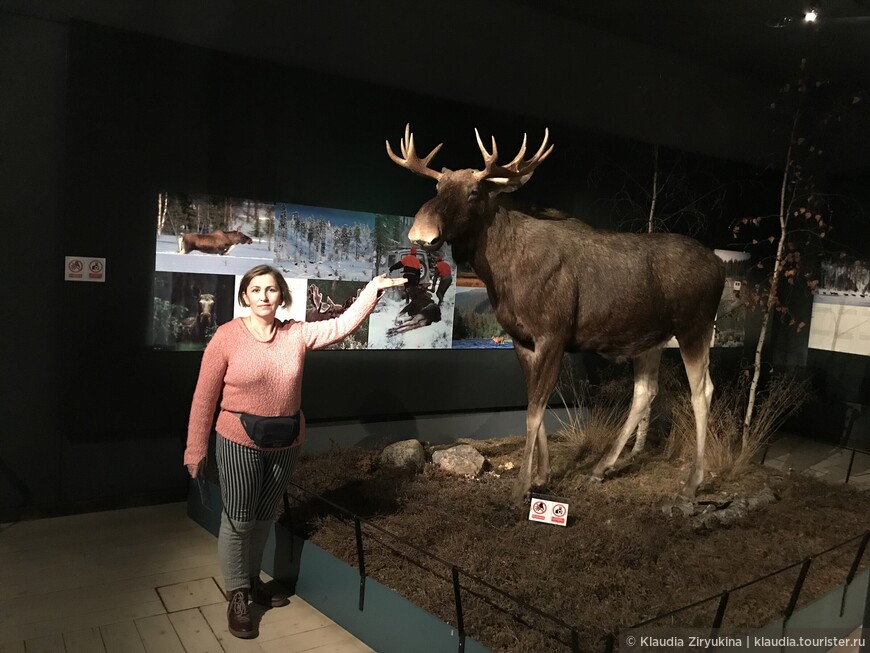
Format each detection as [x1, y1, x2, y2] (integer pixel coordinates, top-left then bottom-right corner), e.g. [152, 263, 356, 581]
[386, 125, 554, 253]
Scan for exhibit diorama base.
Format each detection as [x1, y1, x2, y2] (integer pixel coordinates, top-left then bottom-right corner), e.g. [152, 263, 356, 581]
[189, 432, 870, 653]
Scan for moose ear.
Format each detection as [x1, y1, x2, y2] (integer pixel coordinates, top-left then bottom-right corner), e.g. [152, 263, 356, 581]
[484, 172, 535, 195]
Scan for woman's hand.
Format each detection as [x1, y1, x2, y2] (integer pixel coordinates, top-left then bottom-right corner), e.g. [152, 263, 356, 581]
[373, 273, 408, 290]
[186, 459, 205, 479]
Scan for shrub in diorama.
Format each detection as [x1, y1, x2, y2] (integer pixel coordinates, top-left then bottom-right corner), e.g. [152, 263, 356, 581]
[552, 355, 812, 489]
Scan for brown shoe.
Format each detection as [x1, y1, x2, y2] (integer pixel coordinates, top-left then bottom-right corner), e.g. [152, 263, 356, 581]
[226, 588, 256, 639]
[250, 577, 290, 608]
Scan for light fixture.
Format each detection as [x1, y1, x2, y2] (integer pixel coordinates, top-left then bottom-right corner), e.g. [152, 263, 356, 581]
[804, 5, 819, 22]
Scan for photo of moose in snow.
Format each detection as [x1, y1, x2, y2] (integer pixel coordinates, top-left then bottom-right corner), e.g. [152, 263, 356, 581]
[154, 194, 273, 276]
[177, 229, 252, 255]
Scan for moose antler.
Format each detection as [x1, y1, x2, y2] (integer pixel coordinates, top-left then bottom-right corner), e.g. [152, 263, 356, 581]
[386, 124, 444, 180]
[308, 285, 323, 311]
[473, 128, 554, 185]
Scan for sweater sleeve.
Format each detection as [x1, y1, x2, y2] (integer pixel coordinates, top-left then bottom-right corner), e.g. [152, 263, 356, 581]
[300, 278, 380, 350]
[184, 326, 230, 466]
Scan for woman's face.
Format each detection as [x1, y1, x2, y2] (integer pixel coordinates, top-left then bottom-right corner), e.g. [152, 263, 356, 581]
[243, 273, 282, 319]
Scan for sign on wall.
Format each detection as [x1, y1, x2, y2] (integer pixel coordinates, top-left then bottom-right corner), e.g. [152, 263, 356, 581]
[65, 256, 106, 282]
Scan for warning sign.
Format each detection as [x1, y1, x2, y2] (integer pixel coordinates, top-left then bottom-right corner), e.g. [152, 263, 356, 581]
[527, 494, 569, 527]
[65, 256, 106, 282]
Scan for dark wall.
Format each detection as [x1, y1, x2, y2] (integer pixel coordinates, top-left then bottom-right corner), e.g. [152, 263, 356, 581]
[0, 0, 777, 166]
[0, 13, 66, 519]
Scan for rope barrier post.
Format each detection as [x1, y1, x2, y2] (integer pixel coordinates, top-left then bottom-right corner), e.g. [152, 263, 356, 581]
[569, 627, 579, 653]
[452, 566, 465, 653]
[354, 517, 366, 611]
[710, 590, 730, 642]
[761, 442, 772, 465]
[783, 558, 813, 626]
[845, 449, 857, 485]
[862, 568, 870, 653]
[840, 531, 869, 617]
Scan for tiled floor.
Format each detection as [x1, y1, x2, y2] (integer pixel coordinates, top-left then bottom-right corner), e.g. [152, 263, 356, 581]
[0, 503, 374, 653]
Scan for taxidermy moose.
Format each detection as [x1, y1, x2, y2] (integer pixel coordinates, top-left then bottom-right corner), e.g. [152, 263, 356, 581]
[387, 125, 725, 503]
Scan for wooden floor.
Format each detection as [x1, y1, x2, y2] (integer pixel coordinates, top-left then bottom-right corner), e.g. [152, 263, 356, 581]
[0, 503, 374, 653]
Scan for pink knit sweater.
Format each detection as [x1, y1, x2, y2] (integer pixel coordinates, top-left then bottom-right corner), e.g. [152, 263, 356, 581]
[184, 280, 380, 466]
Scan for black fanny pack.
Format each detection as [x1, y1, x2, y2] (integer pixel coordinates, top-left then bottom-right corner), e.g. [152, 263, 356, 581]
[236, 412, 301, 449]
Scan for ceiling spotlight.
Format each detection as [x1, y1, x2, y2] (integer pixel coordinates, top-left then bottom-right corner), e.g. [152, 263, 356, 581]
[804, 6, 819, 22]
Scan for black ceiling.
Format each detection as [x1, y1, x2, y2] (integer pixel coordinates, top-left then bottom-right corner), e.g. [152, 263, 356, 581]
[536, 0, 870, 87]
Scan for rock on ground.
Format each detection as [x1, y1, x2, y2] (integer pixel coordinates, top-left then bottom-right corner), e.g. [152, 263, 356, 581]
[432, 444, 486, 476]
[380, 439, 426, 472]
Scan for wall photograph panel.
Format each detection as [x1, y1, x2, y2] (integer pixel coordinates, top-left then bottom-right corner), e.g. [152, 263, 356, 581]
[150, 193, 496, 351]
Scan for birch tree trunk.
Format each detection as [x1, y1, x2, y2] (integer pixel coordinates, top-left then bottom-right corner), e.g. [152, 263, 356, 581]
[648, 145, 659, 233]
[156, 192, 167, 237]
[742, 111, 800, 448]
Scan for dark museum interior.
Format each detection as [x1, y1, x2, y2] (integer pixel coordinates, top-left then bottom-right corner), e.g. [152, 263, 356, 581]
[1, 0, 869, 524]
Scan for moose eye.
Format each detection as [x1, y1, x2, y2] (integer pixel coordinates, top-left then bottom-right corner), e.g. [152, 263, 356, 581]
[468, 187, 481, 201]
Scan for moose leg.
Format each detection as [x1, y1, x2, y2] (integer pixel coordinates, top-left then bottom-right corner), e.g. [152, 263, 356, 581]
[632, 410, 652, 455]
[677, 336, 714, 497]
[592, 347, 662, 480]
[631, 348, 662, 455]
[513, 340, 563, 503]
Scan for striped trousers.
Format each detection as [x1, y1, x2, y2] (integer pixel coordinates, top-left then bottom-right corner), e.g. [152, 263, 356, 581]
[215, 435, 300, 593]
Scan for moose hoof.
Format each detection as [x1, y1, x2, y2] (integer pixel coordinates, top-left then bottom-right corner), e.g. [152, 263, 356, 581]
[679, 481, 699, 501]
[591, 465, 614, 480]
[587, 473, 604, 484]
[511, 486, 531, 506]
[661, 496, 696, 517]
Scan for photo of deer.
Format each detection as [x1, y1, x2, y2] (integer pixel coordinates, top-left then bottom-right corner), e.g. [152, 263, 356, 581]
[150, 271, 236, 351]
[303, 279, 369, 349]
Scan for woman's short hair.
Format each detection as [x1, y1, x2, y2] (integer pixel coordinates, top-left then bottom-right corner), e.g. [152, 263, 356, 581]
[237, 264, 292, 309]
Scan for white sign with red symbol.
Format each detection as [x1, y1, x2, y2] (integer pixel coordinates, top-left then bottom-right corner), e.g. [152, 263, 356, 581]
[65, 256, 106, 282]
[528, 495, 569, 527]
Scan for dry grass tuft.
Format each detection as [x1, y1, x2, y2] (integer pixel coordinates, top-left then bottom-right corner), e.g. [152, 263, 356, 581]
[660, 363, 811, 479]
[553, 357, 812, 481]
[552, 360, 633, 472]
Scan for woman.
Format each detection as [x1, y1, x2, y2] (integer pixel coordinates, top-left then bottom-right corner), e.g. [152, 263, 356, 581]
[184, 264, 405, 639]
